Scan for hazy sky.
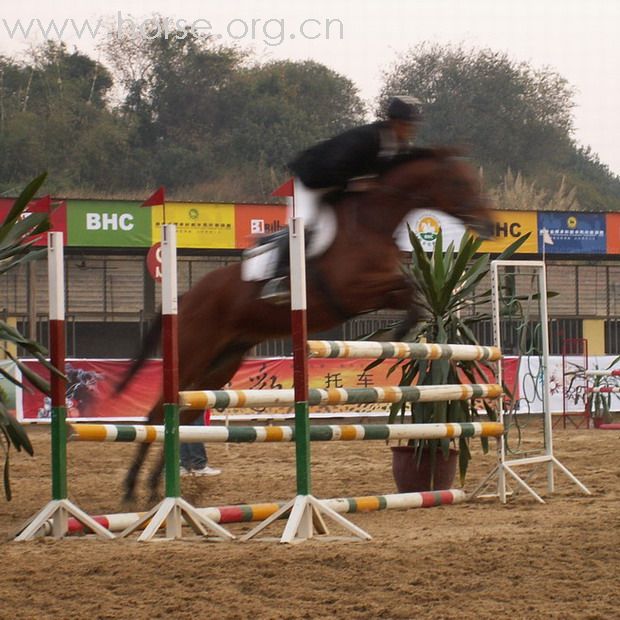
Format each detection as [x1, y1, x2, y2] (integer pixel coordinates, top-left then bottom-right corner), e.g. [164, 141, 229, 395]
[2, 0, 619, 175]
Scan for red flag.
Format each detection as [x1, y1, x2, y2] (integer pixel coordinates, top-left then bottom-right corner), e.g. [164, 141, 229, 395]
[271, 178, 294, 197]
[28, 195, 52, 213]
[142, 187, 165, 207]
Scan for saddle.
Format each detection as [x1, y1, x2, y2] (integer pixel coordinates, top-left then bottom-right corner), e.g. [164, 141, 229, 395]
[241, 206, 338, 286]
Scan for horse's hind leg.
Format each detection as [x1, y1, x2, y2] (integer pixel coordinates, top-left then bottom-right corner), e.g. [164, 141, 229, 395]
[123, 442, 151, 503]
[147, 450, 166, 503]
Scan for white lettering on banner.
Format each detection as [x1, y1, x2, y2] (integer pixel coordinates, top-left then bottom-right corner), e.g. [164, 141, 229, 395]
[85, 213, 135, 231]
[119, 214, 134, 230]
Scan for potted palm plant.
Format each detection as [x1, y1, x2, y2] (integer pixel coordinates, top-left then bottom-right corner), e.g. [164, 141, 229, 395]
[380, 227, 529, 491]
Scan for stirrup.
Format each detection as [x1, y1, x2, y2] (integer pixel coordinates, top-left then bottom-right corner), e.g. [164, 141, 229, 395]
[260, 276, 290, 305]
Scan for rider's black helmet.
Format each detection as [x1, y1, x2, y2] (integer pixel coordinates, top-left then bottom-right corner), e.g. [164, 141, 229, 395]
[387, 95, 423, 122]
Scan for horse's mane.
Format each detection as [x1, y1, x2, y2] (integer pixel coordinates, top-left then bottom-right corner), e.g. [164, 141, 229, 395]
[387, 145, 465, 170]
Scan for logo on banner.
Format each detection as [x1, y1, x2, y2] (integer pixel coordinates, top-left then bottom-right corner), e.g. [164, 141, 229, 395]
[567, 216, 577, 229]
[413, 214, 441, 250]
[251, 219, 265, 234]
[146, 242, 162, 282]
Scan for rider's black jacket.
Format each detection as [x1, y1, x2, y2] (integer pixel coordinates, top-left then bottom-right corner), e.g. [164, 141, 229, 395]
[288, 121, 409, 190]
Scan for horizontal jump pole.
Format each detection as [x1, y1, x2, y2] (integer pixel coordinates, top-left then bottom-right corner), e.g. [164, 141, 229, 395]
[308, 340, 502, 361]
[179, 383, 503, 410]
[584, 369, 620, 377]
[37, 490, 466, 536]
[70, 421, 504, 443]
[587, 387, 620, 393]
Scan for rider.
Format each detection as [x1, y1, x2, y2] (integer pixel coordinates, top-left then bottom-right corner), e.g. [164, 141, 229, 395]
[261, 95, 423, 302]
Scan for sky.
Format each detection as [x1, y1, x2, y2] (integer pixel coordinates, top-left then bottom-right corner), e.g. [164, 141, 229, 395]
[1, 0, 619, 176]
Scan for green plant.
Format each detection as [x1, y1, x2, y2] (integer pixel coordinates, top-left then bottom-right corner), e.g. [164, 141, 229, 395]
[381, 228, 530, 484]
[0, 172, 61, 500]
[566, 356, 620, 424]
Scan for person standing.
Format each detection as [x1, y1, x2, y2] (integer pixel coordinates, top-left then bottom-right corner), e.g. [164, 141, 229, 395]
[180, 409, 221, 476]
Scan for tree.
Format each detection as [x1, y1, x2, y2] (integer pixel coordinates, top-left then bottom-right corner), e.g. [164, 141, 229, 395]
[380, 44, 620, 210]
[206, 60, 365, 199]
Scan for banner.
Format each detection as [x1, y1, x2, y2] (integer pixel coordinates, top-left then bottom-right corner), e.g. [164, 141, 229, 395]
[21, 360, 161, 421]
[479, 211, 538, 254]
[67, 200, 151, 247]
[151, 202, 235, 248]
[395, 209, 467, 252]
[607, 213, 620, 254]
[537, 212, 606, 254]
[0, 198, 67, 246]
[0, 361, 20, 418]
[234, 204, 287, 248]
[20, 357, 518, 421]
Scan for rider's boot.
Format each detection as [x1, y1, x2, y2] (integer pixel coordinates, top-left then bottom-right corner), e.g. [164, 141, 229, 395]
[260, 276, 290, 304]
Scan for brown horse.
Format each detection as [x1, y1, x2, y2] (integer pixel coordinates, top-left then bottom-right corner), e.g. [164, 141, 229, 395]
[121, 148, 494, 501]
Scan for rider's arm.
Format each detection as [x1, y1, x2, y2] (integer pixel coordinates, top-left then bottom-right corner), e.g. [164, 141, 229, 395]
[289, 125, 381, 189]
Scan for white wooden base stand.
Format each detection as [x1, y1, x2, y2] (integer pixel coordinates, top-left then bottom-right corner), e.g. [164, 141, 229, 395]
[471, 454, 591, 504]
[14, 499, 116, 541]
[241, 494, 372, 544]
[118, 496, 235, 542]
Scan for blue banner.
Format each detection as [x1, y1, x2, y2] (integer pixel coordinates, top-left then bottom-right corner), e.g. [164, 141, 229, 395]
[538, 212, 606, 254]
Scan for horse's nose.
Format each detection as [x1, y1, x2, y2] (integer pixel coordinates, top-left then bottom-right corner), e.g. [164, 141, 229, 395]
[470, 218, 495, 240]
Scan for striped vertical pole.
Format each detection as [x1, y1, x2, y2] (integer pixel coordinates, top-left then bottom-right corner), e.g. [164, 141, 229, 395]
[48, 232, 67, 528]
[14, 233, 114, 540]
[118, 224, 233, 541]
[161, 224, 180, 501]
[289, 215, 311, 496]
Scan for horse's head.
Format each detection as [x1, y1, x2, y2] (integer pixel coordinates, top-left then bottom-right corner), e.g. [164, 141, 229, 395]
[380, 148, 495, 239]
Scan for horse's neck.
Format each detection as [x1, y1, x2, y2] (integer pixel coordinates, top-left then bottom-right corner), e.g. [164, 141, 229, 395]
[336, 190, 414, 237]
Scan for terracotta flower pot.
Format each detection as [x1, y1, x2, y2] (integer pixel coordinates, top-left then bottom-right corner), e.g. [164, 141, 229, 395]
[391, 446, 458, 493]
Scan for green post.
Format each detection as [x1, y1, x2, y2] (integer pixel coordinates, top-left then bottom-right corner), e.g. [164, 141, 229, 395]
[164, 403, 180, 498]
[294, 401, 311, 496]
[50, 405, 67, 500]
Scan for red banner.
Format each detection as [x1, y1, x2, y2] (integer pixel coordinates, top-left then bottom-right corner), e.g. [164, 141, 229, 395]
[607, 213, 620, 254]
[234, 203, 287, 248]
[21, 357, 518, 421]
[0, 198, 67, 245]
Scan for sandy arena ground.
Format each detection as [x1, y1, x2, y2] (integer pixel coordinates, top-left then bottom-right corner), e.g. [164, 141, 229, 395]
[0, 422, 618, 620]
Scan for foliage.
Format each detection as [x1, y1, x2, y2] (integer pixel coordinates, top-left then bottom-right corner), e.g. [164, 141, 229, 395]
[565, 356, 620, 424]
[381, 229, 530, 484]
[0, 37, 618, 206]
[380, 43, 620, 211]
[491, 169, 580, 211]
[0, 173, 61, 500]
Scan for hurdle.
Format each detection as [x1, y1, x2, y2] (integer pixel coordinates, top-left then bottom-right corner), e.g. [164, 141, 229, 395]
[587, 387, 620, 394]
[70, 421, 505, 443]
[308, 340, 502, 361]
[13, 233, 114, 541]
[584, 369, 620, 378]
[38, 490, 467, 537]
[178, 384, 503, 410]
[117, 225, 233, 542]
[470, 260, 591, 504]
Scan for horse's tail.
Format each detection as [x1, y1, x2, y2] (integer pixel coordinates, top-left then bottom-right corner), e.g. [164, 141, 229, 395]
[114, 313, 162, 394]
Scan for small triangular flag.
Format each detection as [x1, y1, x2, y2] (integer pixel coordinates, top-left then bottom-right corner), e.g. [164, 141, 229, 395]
[142, 187, 165, 207]
[541, 228, 554, 246]
[271, 178, 294, 197]
[28, 195, 52, 213]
